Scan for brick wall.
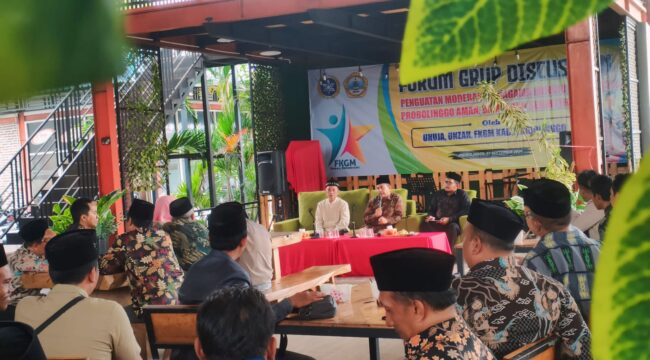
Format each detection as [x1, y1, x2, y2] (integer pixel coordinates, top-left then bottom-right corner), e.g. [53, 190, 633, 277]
[0, 118, 22, 204]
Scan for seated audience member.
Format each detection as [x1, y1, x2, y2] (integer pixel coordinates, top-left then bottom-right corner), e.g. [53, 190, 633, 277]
[589, 175, 613, 240]
[0, 245, 14, 321]
[0, 321, 46, 360]
[572, 170, 605, 240]
[419, 171, 470, 249]
[314, 178, 350, 234]
[364, 175, 403, 232]
[67, 198, 98, 231]
[238, 215, 274, 291]
[153, 195, 176, 230]
[162, 197, 210, 270]
[16, 230, 141, 359]
[194, 286, 277, 360]
[611, 173, 630, 206]
[9, 219, 55, 305]
[101, 199, 184, 321]
[453, 199, 591, 359]
[371, 248, 494, 359]
[179, 202, 322, 360]
[522, 179, 601, 323]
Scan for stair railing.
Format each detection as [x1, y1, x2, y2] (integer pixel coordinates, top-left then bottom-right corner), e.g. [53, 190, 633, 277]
[0, 85, 94, 238]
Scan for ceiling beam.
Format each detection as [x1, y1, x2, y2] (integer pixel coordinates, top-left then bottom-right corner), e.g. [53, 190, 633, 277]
[307, 8, 403, 43]
[204, 21, 386, 63]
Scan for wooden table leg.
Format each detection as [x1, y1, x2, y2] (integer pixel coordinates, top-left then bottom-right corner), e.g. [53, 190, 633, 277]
[369, 337, 380, 360]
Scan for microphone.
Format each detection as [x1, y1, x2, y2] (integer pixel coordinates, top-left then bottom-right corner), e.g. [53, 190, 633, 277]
[308, 208, 319, 238]
[351, 221, 357, 238]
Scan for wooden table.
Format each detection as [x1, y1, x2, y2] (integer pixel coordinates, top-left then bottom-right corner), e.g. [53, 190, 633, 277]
[266, 264, 351, 302]
[22, 272, 129, 291]
[454, 237, 539, 274]
[276, 281, 398, 360]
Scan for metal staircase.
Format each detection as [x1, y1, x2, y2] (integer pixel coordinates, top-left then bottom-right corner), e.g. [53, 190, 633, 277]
[0, 85, 96, 242]
[0, 47, 204, 242]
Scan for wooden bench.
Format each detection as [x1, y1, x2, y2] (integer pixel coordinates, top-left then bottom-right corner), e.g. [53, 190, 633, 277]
[503, 337, 558, 360]
[143, 264, 351, 358]
[22, 272, 129, 291]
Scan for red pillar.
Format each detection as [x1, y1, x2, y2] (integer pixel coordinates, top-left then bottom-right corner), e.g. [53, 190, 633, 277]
[91, 82, 125, 235]
[565, 18, 603, 172]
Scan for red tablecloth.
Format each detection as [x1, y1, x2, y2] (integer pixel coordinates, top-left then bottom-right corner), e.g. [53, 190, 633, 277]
[279, 232, 450, 277]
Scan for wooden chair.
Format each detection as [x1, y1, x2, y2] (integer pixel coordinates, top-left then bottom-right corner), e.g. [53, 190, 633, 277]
[270, 232, 302, 281]
[143, 304, 198, 358]
[503, 337, 558, 360]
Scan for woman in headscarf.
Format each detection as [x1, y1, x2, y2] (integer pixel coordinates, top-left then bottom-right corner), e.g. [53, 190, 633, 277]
[152, 195, 176, 230]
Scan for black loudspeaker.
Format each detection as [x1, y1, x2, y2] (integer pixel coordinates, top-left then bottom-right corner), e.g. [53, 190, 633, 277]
[257, 151, 287, 195]
[559, 131, 573, 165]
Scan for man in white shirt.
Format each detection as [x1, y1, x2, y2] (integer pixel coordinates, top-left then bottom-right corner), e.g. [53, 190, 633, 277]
[314, 179, 350, 234]
[572, 170, 605, 240]
[238, 218, 274, 292]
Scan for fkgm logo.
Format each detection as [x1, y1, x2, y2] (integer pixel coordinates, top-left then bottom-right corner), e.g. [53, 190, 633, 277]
[317, 106, 372, 169]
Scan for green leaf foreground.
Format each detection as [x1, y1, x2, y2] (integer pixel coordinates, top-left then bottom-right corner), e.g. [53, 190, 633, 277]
[0, 0, 125, 101]
[400, 0, 613, 84]
[592, 155, 650, 359]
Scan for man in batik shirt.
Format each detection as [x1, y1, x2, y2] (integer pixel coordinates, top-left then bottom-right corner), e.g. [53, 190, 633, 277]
[370, 248, 494, 360]
[522, 178, 600, 324]
[9, 219, 56, 304]
[453, 199, 591, 359]
[162, 197, 210, 270]
[364, 175, 403, 232]
[101, 199, 184, 321]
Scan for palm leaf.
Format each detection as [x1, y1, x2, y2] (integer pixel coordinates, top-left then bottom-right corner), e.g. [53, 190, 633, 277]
[167, 129, 206, 156]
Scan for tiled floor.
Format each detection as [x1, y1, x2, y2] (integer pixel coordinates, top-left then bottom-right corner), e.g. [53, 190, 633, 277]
[277, 335, 406, 360]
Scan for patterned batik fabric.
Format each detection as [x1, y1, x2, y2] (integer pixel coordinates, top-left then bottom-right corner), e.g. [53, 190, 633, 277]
[452, 256, 592, 359]
[8, 246, 49, 304]
[523, 225, 600, 324]
[363, 193, 403, 231]
[100, 229, 184, 318]
[162, 218, 210, 271]
[404, 315, 495, 360]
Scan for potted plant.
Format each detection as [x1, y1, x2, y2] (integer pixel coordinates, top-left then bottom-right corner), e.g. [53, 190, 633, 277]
[49, 190, 125, 253]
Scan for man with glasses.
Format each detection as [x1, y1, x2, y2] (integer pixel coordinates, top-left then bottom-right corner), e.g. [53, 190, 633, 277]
[522, 178, 600, 324]
[420, 172, 470, 249]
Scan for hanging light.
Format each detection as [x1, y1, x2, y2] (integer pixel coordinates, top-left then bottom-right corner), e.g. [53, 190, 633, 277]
[516, 50, 520, 61]
[322, 70, 327, 82]
[358, 65, 364, 78]
[493, 57, 498, 66]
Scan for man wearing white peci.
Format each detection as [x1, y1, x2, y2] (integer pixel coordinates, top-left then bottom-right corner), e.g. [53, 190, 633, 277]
[314, 178, 350, 234]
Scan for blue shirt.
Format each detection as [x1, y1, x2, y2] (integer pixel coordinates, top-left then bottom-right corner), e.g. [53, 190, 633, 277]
[523, 225, 600, 323]
[179, 249, 292, 323]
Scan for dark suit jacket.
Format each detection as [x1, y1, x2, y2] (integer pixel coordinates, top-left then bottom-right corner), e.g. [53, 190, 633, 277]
[178, 249, 292, 323]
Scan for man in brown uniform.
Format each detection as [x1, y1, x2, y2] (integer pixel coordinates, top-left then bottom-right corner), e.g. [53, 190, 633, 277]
[16, 230, 141, 359]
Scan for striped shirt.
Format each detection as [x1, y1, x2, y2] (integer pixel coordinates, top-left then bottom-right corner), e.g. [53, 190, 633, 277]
[523, 225, 600, 323]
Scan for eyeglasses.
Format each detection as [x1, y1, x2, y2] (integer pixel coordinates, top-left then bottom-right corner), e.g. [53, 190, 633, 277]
[444, 180, 456, 184]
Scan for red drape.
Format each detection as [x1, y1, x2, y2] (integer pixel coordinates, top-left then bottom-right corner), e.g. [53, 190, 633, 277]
[285, 140, 327, 193]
